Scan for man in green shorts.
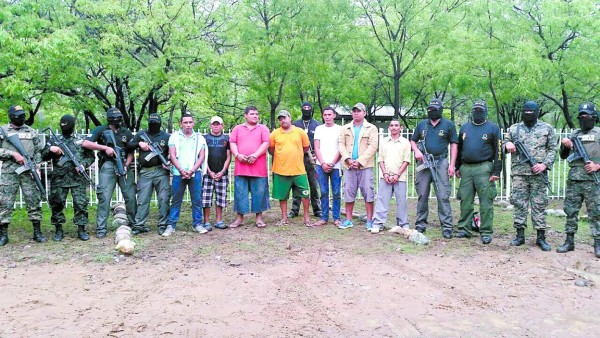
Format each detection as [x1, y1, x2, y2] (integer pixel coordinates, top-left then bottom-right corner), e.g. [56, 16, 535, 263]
[269, 110, 312, 226]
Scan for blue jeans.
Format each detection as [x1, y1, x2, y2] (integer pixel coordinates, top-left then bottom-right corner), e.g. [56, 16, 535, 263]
[316, 166, 341, 221]
[233, 176, 270, 214]
[167, 173, 202, 228]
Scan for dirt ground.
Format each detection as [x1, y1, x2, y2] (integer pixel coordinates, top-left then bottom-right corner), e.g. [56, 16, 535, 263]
[1, 201, 599, 337]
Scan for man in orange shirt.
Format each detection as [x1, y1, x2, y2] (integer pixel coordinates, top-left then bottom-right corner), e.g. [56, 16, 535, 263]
[269, 110, 311, 226]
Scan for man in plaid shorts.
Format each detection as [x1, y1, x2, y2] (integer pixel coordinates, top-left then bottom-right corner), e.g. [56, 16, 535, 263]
[202, 116, 231, 230]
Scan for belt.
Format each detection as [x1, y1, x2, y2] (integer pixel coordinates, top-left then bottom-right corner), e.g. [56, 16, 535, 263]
[430, 154, 447, 160]
[463, 160, 491, 165]
[140, 165, 167, 171]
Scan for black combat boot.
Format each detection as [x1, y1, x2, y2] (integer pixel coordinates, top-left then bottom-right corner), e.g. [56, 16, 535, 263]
[594, 238, 600, 258]
[535, 229, 551, 251]
[0, 223, 8, 246]
[510, 228, 525, 246]
[53, 225, 64, 241]
[556, 233, 574, 253]
[77, 225, 90, 241]
[32, 221, 47, 243]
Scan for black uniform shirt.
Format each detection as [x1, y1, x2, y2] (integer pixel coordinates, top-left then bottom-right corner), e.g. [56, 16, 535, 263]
[456, 121, 503, 176]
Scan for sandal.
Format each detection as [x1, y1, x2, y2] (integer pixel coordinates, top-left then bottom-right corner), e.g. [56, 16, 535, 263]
[304, 221, 314, 227]
[333, 220, 342, 227]
[312, 220, 327, 227]
[229, 220, 243, 228]
[255, 221, 267, 228]
[275, 220, 289, 226]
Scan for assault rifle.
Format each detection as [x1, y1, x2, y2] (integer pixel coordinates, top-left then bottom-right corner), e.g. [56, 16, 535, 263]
[138, 131, 169, 167]
[514, 140, 553, 193]
[567, 136, 600, 186]
[43, 128, 94, 189]
[0, 127, 46, 197]
[416, 139, 441, 193]
[103, 129, 127, 177]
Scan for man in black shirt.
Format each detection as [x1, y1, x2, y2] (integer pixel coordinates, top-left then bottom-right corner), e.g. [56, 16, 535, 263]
[82, 107, 137, 238]
[410, 98, 458, 239]
[127, 114, 171, 235]
[202, 116, 231, 230]
[289, 102, 322, 218]
[455, 100, 502, 244]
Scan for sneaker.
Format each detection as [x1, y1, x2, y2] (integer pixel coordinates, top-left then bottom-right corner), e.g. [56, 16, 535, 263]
[288, 211, 299, 218]
[370, 226, 380, 234]
[214, 221, 228, 230]
[203, 222, 213, 232]
[415, 225, 426, 234]
[338, 220, 354, 229]
[481, 235, 492, 245]
[366, 220, 374, 231]
[162, 225, 175, 237]
[193, 224, 208, 234]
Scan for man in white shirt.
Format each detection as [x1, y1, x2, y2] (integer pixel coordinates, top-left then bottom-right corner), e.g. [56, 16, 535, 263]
[162, 113, 208, 236]
[313, 107, 342, 227]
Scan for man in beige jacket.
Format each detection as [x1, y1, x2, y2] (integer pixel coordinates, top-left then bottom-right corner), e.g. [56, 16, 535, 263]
[338, 103, 379, 230]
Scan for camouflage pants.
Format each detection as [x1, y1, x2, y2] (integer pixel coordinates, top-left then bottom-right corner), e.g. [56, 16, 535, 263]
[564, 180, 600, 238]
[510, 175, 548, 230]
[0, 172, 42, 223]
[49, 178, 89, 227]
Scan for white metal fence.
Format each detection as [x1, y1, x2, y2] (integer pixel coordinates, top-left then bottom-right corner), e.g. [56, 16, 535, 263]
[9, 128, 573, 208]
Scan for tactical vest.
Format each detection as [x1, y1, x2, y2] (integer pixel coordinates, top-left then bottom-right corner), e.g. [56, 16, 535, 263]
[571, 127, 600, 167]
[2, 126, 37, 154]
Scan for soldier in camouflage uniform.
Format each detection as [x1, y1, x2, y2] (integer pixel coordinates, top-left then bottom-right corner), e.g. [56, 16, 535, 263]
[504, 101, 557, 251]
[42, 114, 95, 241]
[82, 107, 136, 238]
[557, 102, 600, 258]
[0, 105, 45, 246]
[127, 113, 171, 235]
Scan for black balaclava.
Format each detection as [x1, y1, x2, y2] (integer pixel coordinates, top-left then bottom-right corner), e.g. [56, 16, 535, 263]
[579, 115, 596, 132]
[301, 101, 313, 120]
[522, 100, 539, 127]
[60, 114, 76, 137]
[8, 105, 26, 127]
[471, 100, 488, 125]
[106, 107, 123, 128]
[148, 114, 162, 134]
[578, 102, 597, 132]
[427, 99, 443, 121]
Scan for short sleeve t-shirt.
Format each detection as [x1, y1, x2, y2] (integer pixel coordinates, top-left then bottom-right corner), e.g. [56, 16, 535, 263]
[204, 133, 230, 175]
[314, 124, 342, 169]
[410, 118, 458, 157]
[168, 131, 207, 176]
[230, 123, 270, 177]
[269, 126, 309, 176]
[378, 136, 412, 181]
[86, 125, 133, 166]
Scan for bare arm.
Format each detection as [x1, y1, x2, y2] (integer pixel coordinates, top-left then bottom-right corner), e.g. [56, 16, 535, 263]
[169, 145, 183, 173]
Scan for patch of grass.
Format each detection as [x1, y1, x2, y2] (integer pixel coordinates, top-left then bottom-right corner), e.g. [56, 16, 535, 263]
[91, 253, 113, 263]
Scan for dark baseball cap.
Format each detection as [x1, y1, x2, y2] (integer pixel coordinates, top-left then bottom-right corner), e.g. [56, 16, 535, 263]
[8, 105, 25, 116]
[472, 100, 487, 111]
[148, 113, 161, 123]
[106, 107, 123, 118]
[578, 102, 596, 115]
[427, 99, 443, 110]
